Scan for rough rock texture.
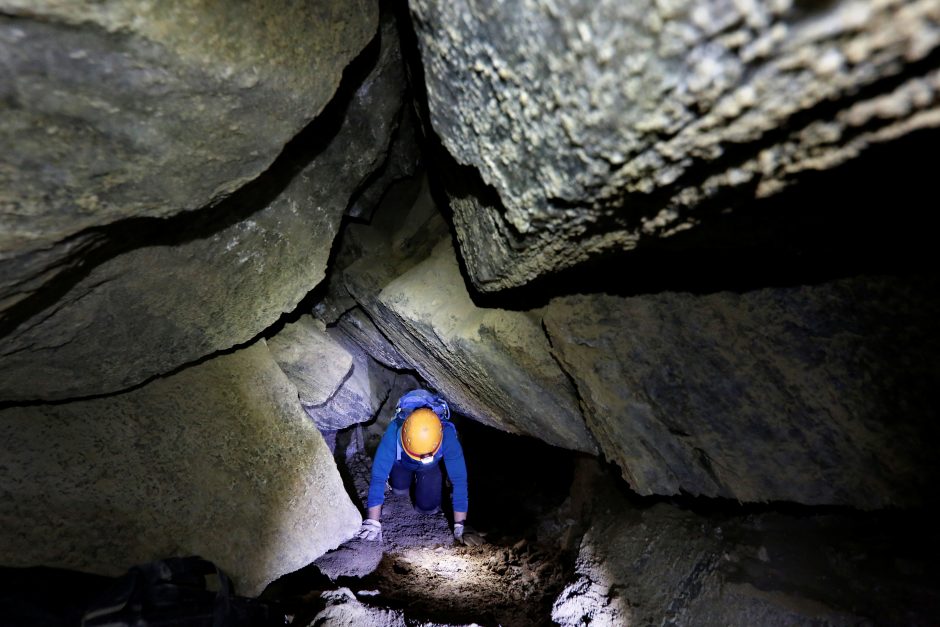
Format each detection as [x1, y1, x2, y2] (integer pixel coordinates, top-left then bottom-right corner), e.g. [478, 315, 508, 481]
[336, 307, 412, 371]
[0, 342, 361, 597]
[346, 105, 423, 222]
[300, 329, 397, 431]
[0, 7, 408, 402]
[553, 503, 852, 626]
[360, 238, 597, 452]
[308, 588, 408, 627]
[313, 174, 426, 328]
[541, 275, 940, 508]
[409, 0, 940, 291]
[268, 316, 354, 408]
[0, 0, 376, 302]
[551, 463, 940, 626]
[333, 175, 595, 450]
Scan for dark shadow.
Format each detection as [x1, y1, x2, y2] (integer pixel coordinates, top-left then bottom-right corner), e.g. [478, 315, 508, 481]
[0, 565, 115, 627]
[450, 415, 577, 541]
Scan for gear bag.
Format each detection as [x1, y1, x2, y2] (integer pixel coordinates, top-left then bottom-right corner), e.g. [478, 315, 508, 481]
[393, 389, 453, 463]
[394, 389, 451, 422]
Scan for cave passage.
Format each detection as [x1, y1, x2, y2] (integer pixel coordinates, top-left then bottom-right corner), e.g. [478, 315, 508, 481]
[261, 412, 940, 626]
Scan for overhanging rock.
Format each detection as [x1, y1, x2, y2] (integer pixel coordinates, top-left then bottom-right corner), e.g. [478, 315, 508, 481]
[347, 236, 597, 454]
[1, 0, 377, 307]
[0, 5, 407, 402]
[541, 275, 940, 508]
[409, 0, 940, 292]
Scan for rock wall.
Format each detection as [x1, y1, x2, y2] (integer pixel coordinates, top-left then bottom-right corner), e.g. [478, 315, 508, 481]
[334, 178, 597, 452]
[0, 342, 361, 597]
[552, 462, 938, 625]
[0, 5, 406, 402]
[0, 0, 376, 304]
[541, 276, 940, 508]
[408, 0, 940, 292]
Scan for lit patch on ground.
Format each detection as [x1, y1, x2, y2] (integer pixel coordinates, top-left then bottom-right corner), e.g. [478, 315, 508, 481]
[393, 547, 483, 581]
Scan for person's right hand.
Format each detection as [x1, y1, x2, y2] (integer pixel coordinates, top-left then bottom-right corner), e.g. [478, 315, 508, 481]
[357, 519, 382, 542]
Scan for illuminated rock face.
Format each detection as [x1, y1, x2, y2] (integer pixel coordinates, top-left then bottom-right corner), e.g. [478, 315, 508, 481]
[541, 277, 940, 508]
[268, 315, 396, 431]
[409, 0, 940, 292]
[0, 342, 361, 597]
[334, 181, 597, 453]
[321, 166, 938, 509]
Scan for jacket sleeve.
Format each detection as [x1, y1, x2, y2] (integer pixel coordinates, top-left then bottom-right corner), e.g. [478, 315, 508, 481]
[366, 423, 398, 508]
[442, 427, 469, 512]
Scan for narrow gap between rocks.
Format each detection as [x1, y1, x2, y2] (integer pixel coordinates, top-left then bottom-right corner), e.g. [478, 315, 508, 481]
[262, 415, 586, 626]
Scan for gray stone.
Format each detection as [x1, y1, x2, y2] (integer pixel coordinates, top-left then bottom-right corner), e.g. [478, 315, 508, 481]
[336, 307, 413, 372]
[301, 329, 397, 431]
[309, 588, 408, 627]
[409, 0, 940, 291]
[0, 341, 361, 597]
[552, 501, 859, 626]
[268, 316, 354, 408]
[541, 275, 940, 507]
[348, 236, 596, 453]
[0, 6, 408, 402]
[0, 0, 376, 300]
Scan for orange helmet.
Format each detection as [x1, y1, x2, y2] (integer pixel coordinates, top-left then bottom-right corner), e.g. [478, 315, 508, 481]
[401, 408, 443, 463]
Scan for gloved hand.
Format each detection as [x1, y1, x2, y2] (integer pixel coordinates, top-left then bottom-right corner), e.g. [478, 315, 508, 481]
[357, 519, 382, 542]
[453, 523, 485, 546]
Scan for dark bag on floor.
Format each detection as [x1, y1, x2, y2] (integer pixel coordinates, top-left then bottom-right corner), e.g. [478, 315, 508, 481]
[81, 556, 286, 627]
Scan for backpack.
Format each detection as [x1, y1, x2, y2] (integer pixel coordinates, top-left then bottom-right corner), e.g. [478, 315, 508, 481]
[393, 389, 453, 463]
[394, 389, 451, 422]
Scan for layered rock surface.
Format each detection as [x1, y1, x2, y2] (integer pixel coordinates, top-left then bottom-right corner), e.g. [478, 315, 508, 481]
[0, 7, 407, 402]
[336, 180, 596, 453]
[0, 341, 361, 597]
[541, 276, 940, 508]
[409, 0, 940, 291]
[269, 316, 397, 431]
[552, 464, 937, 626]
[0, 0, 376, 303]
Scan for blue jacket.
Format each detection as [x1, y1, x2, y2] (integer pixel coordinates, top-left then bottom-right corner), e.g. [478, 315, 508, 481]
[366, 417, 469, 512]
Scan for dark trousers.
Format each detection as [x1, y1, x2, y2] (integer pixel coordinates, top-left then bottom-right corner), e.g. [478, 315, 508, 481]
[389, 460, 442, 514]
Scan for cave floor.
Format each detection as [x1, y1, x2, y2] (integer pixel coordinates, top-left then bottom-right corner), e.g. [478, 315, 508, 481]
[263, 420, 580, 626]
[262, 419, 940, 626]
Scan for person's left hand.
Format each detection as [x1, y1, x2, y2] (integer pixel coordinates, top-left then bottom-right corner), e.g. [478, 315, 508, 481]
[453, 523, 485, 546]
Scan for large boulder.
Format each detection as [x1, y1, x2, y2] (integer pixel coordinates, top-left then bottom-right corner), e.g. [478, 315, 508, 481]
[408, 0, 940, 292]
[378, 238, 597, 452]
[0, 341, 361, 597]
[0, 6, 409, 402]
[268, 316, 355, 409]
[267, 314, 398, 432]
[0, 0, 376, 304]
[541, 275, 940, 508]
[346, 235, 597, 453]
